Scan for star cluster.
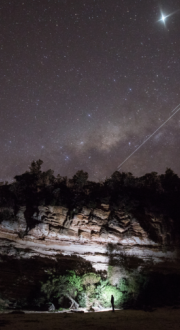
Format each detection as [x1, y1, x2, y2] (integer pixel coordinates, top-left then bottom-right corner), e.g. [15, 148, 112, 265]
[1, 0, 180, 181]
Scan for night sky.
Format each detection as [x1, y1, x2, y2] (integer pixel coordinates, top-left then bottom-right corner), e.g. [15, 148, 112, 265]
[1, 0, 180, 182]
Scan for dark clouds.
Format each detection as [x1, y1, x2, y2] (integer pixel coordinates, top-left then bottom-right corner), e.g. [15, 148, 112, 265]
[1, 0, 180, 181]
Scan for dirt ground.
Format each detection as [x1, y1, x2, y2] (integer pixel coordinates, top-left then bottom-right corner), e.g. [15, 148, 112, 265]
[0, 308, 180, 330]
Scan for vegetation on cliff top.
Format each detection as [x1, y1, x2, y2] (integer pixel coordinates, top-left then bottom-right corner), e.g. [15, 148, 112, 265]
[0, 159, 180, 234]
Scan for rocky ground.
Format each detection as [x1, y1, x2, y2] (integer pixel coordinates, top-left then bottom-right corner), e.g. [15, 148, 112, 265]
[1, 308, 180, 330]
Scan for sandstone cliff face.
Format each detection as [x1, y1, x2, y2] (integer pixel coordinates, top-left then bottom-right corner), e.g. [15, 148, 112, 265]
[0, 204, 178, 271]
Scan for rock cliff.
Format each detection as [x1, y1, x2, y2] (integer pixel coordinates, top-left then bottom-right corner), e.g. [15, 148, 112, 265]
[0, 204, 178, 272]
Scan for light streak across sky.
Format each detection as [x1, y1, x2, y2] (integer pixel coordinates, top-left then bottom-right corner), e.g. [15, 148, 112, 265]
[118, 104, 180, 170]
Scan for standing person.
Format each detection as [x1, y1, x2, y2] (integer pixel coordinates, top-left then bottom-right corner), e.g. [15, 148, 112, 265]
[111, 295, 115, 312]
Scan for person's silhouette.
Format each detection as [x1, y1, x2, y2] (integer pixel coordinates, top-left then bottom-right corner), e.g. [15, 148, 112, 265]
[111, 295, 115, 312]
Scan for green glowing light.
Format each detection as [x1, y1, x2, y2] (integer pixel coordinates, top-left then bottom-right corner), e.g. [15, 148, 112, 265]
[99, 285, 123, 308]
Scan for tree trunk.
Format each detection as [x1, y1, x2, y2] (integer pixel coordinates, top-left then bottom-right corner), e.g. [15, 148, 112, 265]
[66, 294, 79, 309]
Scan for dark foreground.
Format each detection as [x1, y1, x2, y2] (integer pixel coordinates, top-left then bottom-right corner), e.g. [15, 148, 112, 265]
[1, 308, 180, 330]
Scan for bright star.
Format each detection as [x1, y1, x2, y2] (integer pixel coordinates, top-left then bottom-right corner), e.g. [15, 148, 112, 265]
[161, 14, 166, 22]
[158, 9, 179, 25]
[158, 12, 169, 25]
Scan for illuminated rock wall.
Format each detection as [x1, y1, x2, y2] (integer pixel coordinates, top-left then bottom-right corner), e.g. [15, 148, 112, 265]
[0, 204, 178, 272]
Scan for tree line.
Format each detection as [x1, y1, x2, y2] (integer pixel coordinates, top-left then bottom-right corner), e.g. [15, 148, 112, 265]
[0, 159, 180, 234]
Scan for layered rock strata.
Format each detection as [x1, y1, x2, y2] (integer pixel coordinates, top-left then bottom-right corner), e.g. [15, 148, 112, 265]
[0, 204, 178, 271]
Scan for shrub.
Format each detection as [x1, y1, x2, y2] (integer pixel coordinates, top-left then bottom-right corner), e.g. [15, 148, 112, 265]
[82, 273, 101, 286]
[96, 281, 122, 308]
[41, 270, 83, 308]
[77, 292, 86, 307]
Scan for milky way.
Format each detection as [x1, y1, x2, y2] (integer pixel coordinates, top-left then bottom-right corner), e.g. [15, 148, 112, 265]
[1, 0, 180, 182]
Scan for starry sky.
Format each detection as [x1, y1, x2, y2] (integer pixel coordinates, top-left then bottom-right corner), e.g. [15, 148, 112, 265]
[1, 0, 180, 182]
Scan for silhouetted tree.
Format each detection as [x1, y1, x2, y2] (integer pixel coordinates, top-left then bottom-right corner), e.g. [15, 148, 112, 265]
[29, 159, 43, 175]
[73, 170, 88, 189]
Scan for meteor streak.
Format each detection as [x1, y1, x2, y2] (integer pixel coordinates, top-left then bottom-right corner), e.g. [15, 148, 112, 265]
[172, 103, 180, 113]
[118, 105, 180, 169]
